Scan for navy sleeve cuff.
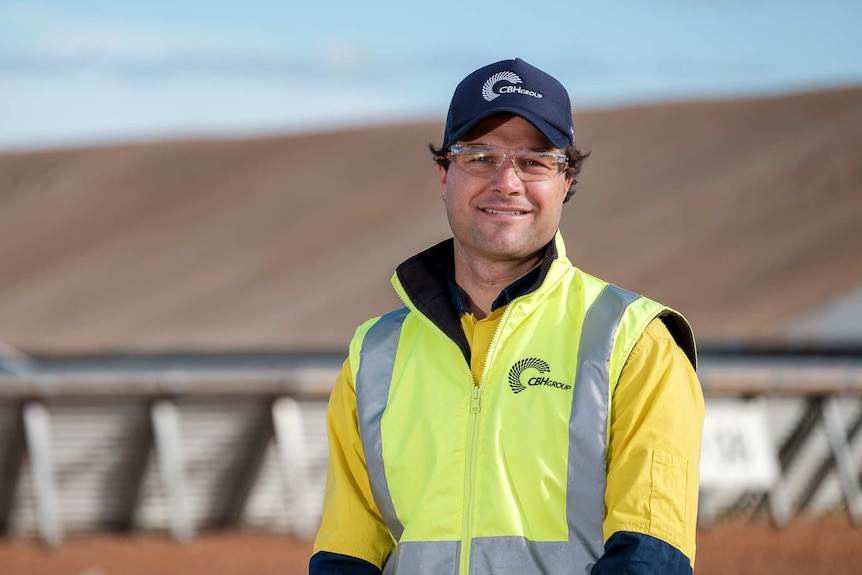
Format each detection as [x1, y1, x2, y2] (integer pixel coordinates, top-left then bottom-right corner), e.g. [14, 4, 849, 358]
[591, 531, 692, 575]
[309, 551, 382, 575]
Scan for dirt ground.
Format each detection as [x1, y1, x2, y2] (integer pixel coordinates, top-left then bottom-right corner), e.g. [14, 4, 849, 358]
[1, 517, 860, 574]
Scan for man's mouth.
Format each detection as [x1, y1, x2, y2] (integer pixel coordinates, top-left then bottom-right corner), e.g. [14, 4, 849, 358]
[481, 208, 528, 216]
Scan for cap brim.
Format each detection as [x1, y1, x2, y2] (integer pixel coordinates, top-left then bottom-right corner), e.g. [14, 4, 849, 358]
[445, 107, 572, 149]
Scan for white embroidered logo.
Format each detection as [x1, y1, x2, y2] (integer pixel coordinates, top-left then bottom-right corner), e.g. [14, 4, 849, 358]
[482, 71, 544, 102]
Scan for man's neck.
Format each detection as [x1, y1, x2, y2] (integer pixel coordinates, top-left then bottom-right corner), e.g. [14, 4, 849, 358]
[452, 248, 543, 320]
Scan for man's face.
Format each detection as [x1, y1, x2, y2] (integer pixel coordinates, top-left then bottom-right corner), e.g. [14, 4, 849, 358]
[439, 114, 572, 266]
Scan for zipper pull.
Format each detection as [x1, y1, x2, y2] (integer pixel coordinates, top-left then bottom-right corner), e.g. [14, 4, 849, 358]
[471, 385, 482, 413]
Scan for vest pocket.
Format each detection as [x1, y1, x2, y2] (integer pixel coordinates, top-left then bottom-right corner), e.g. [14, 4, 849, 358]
[648, 449, 688, 547]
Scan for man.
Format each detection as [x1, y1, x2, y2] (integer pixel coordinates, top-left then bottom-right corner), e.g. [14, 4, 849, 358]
[310, 58, 704, 575]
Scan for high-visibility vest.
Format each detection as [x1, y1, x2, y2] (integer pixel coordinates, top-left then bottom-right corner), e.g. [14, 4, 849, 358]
[351, 257, 695, 575]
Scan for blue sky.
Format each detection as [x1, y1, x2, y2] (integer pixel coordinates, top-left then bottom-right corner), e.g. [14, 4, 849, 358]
[1, 0, 861, 151]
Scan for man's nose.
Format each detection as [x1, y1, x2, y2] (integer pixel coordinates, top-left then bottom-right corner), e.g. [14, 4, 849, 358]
[490, 155, 525, 190]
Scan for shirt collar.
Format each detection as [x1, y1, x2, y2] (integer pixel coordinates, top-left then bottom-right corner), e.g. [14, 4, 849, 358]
[447, 239, 558, 316]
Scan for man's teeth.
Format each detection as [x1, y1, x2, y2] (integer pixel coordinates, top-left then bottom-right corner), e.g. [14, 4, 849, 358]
[484, 208, 524, 215]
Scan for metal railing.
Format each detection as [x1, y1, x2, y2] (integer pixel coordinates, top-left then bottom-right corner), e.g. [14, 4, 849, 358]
[0, 349, 859, 545]
[697, 352, 862, 527]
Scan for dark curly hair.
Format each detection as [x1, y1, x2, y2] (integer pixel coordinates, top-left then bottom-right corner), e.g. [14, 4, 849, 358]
[428, 142, 589, 202]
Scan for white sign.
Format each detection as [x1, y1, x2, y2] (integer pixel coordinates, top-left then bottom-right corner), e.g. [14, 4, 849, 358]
[699, 400, 781, 491]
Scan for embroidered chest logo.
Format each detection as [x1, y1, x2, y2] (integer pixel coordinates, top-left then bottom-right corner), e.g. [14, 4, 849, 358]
[508, 358, 572, 394]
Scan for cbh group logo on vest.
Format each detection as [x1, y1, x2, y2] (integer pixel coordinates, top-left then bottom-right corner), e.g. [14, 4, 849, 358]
[508, 358, 572, 394]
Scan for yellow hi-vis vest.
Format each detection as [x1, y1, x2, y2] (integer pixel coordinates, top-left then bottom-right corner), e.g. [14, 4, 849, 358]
[350, 246, 696, 575]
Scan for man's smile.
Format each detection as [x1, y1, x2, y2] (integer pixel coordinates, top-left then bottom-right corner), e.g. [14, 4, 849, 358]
[480, 207, 530, 216]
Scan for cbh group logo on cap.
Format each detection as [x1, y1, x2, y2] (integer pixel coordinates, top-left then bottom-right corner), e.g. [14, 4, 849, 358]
[482, 71, 544, 102]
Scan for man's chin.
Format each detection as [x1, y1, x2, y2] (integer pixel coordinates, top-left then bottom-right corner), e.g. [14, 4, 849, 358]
[479, 243, 543, 264]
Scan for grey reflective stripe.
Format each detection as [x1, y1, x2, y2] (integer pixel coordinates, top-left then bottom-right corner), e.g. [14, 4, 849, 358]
[567, 284, 639, 554]
[471, 536, 603, 575]
[355, 306, 409, 542]
[382, 540, 460, 575]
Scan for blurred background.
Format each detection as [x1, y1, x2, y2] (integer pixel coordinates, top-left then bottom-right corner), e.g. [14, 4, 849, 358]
[1, 1, 861, 573]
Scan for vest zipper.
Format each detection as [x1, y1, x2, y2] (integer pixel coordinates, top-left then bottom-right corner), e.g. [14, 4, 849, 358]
[470, 384, 482, 413]
[460, 301, 515, 575]
[460, 382, 482, 574]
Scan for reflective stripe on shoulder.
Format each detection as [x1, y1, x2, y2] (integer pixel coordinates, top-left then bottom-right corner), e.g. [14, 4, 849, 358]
[568, 284, 640, 544]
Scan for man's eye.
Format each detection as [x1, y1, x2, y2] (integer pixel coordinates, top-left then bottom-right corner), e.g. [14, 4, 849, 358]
[521, 155, 553, 168]
[466, 153, 496, 163]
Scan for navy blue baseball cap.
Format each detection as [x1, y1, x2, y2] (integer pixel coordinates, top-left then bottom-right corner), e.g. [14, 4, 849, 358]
[442, 58, 575, 150]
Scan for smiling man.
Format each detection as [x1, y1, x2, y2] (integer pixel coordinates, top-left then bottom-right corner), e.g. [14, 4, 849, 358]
[309, 58, 704, 575]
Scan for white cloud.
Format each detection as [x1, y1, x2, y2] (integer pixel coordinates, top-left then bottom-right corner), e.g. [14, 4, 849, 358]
[0, 2, 285, 66]
[319, 38, 368, 72]
[4, 4, 179, 60]
[0, 73, 417, 151]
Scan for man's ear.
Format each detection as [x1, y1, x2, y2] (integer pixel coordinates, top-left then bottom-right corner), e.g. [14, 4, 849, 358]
[563, 177, 574, 200]
[437, 164, 448, 191]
